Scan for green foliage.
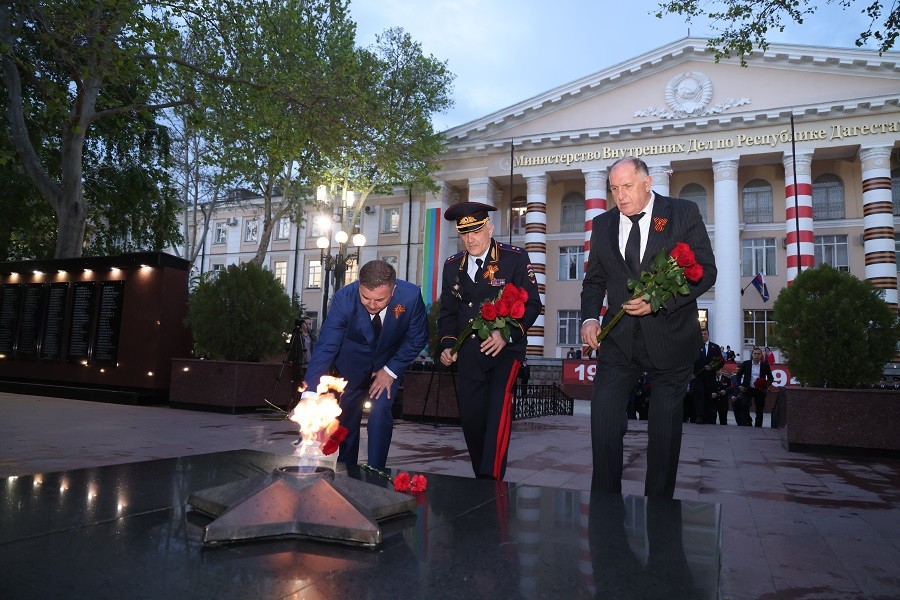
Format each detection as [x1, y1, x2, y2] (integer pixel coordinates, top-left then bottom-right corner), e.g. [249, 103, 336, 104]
[770, 265, 900, 388]
[655, 0, 898, 62]
[186, 263, 294, 362]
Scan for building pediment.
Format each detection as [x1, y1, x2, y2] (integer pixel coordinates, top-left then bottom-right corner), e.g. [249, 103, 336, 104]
[442, 37, 900, 154]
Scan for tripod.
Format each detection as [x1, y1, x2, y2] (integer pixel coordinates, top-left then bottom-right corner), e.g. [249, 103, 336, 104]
[420, 355, 458, 428]
[263, 318, 307, 414]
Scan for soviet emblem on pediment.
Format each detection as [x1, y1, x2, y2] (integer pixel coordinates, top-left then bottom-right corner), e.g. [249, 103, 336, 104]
[634, 71, 750, 119]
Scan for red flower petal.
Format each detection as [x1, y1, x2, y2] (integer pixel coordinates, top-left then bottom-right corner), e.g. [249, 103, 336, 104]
[393, 472, 411, 492]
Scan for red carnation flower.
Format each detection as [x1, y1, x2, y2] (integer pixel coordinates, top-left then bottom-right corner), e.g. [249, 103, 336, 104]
[322, 425, 348, 455]
[393, 472, 411, 492]
[510, 301, 526, 319]
[410, 474, 428, 493]
[481, 301, 498, 321]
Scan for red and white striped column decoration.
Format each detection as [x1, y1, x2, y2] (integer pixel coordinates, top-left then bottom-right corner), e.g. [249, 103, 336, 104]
[859, 146, 898, 307]
[583, 169, 608, 267]
[782, 153, 815, 283]
[525, 174, 547, 355]
[515, 486, 541, 598]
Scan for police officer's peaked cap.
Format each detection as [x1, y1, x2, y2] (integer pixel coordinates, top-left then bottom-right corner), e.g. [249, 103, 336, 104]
[444, 202, 497, 234]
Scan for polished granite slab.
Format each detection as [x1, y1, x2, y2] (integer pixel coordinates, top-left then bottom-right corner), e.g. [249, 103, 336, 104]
[1, 450, 721, 599]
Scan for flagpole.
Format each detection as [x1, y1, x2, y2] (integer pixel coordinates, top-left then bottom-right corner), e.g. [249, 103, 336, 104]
[508, 138, 514, 245]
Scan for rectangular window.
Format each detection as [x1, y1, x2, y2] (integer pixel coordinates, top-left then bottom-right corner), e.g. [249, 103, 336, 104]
[382, 206, 401, 233]
[743, 309, 775, 348]
[307, 260, 322, 288]
[273, 260, 288, 289]
[305, 311, 319, 336]
[558, 310, 581, 346]
[345, 257, 359, 284]
[558, 246, 584, 280]
[510, 207, 526, 235]
[308, 213, 325, 238]
[275, 217, 291, 240]
[211, 263, 224, 273]
[244, 218, 259, 242]
[814, 234, 849, 271]
[382, 255, 399, 272]
[214, 222, 227, 244]
[741, 238, 776, 277]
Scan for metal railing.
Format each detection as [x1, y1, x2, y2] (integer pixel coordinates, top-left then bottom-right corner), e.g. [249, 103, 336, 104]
[513, 384, 574, 420]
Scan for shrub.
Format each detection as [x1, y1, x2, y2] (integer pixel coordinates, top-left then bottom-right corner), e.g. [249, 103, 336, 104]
[770, 264, 899, 388]
[186, 262, 294, 362]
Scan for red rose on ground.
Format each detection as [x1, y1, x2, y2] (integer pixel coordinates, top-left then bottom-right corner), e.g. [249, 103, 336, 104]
[481, 301, 498, 321]
[684, 263, 703, 282]
[510, 301, 526, 319]
[393, 472, 411, 492]
[410, 474, 427, 493]
[670, 242, 696, 267]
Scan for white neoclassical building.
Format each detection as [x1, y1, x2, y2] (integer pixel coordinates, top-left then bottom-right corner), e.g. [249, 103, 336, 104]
[195, 38, 900, 361]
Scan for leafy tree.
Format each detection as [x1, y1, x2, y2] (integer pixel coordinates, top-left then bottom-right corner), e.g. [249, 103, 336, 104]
[186, 262, 294, 362]
[656, 0, 899, 61]
[770, 265, 899, 388]
[326, 27, 454, 231]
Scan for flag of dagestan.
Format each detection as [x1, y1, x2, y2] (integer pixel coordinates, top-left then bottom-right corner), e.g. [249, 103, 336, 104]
[751, 272, 769, 302]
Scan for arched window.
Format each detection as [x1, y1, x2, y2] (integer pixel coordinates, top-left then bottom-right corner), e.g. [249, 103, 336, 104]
[680, 183, 708, 222]
[560, 192, 584, 233]
[891, 167, 900, 217]
[812, 173, 845, 220]
[742, 179, 773, 224]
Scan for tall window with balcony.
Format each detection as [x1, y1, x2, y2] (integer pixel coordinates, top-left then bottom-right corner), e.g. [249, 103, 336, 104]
[307, 259, 322, 288]
[558, 310, 581, 347]
[814, 235, 849, 271]
[275, 217, 291, 240]
[812, 174, 845, 220]
[245, 218, 259, 242]
[741, 179, 773, 224]
[558, 246, 584, 280]
[741, 238, 776, 277]
[214, 222, 227, 244]
[560, 192, 584, 233]
[680, 183, 708, 223]
[382, 206, 401, 233]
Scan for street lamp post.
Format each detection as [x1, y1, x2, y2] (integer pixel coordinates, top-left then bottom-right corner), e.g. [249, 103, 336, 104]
[317, 229, 366, 321]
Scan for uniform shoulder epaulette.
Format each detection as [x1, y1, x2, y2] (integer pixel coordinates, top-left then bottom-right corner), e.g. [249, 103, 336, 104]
[445, 251, 465, 263]
[497, 242, 523, 253]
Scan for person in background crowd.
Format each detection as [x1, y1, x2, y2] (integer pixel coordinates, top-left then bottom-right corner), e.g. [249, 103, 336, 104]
[724, 345, 736, 363]
[763, 346, 776, 365]
[439, 201, 542, 481]
[566, 348, 576, 359]
[691, 327, 723, 424]
[735, 347, 774, 427]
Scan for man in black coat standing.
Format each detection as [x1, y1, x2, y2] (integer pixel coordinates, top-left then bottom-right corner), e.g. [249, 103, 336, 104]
[580, 157, 716, 499]
[735, 347, 774, 427]
[439, 202, 542, 480]
[692, 327, 723, 424]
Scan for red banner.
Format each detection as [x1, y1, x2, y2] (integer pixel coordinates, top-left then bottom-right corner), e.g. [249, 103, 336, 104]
[562, 359, 795, 387]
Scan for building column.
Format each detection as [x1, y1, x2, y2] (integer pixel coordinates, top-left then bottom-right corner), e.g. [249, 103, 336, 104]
[859, 146, 898, 307]
[783, 153, 815, 283]
[525, 174, 548, 355]
[649, 164, 671, 197]
[582, 169, 608, 257]
[712, 159, 742, 352]
[468, 176, 497, 207]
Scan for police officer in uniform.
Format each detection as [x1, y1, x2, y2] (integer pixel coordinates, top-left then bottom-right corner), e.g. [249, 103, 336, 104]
[438, 202, 542, 480]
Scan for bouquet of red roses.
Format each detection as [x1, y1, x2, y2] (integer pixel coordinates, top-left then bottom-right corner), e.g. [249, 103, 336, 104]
[753, 377, 768, 392]
[451, 282, 529, 356]
[595, 242, 704, 344]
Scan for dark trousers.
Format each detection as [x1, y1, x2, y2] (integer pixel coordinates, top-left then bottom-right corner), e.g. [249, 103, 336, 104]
[456, 354, 520, 480]
[590, 331, 692, 499]
[337, 376, 400, 469]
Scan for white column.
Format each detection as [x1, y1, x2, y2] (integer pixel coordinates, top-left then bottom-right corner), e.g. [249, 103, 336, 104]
[468, 176, 497, 207]
[712, 159, 742, 353]
[649, 165, 671, 197]
[859, 145, 898, 307]
[525, 174, 548, 355]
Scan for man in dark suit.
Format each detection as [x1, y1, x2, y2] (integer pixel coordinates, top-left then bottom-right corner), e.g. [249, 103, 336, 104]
[580, 156, 716, 499]
[735, 346, 774, 427]
[692, 327, 723, 424]
[439, 202, 542, 480]
[304, 260, 428, 469]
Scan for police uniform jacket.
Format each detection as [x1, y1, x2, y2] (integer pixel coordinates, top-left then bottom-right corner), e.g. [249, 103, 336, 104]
[439, 238, 541, 379]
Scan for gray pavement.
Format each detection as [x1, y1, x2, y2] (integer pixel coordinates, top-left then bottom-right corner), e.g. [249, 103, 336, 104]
[2, 392, 899, 599]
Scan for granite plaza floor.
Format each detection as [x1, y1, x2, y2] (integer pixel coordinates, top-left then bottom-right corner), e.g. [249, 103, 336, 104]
[1, 392, 898, 599]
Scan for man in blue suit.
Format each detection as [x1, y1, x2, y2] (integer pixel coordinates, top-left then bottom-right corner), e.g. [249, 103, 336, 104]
[303, 260, 428, 469]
